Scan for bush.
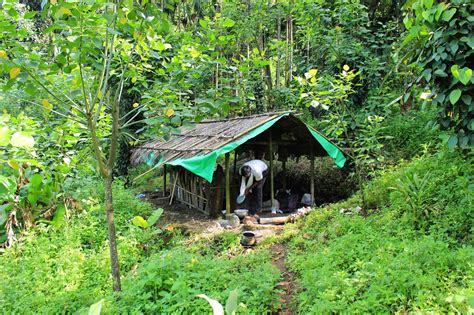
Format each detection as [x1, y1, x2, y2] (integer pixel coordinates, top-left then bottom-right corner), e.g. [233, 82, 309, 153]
[287, 147, 474, 313]
[110, 248, 281, 314]
[0, 182, 164, 314]
[364, 149, 473, 242]
[288, 208, 474, 314]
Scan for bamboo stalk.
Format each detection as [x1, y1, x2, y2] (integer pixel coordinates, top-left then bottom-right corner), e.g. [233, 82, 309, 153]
[169, 172, 179, 206]
[269, 131, 274, 209]
[310, 146, 315, 206]
[225, 153, 231, 215]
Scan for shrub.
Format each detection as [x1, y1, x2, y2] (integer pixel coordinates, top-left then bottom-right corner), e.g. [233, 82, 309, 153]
[111, 248, 281, 314]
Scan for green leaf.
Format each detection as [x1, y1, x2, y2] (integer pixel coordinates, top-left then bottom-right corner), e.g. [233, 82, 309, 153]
[147, 208, 163, 226]
[434, 69, 447, 77]
[0, 127, 11, 146]
[88, 299, 105, 315]
[447, 134, 458, 149]
[222, 18, 235, 28]
[10, 132, 35, 148]
[132, 216, 149, 229]
[51, 203, 66, 227]
[199, 19, 208, 28]
[225, 289, 239, 315]
[450, 65, 459, 78]
[423, 0, 433, 9]
[449, 89, 461, 105]
[30, 174, 42, 188]
[441, 8, 456, 22]
[0, 175, 16, 196]
[458, 68, 472, 85]
[0, 204, 12, 226]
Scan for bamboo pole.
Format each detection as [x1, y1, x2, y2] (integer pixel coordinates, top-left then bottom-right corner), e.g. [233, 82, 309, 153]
[310, 146, 315, 206]
[163, 165, 167, 197]
[269, 131, 274, 209]
[169, 171, 179, 206]
[225, 152, 231, 215]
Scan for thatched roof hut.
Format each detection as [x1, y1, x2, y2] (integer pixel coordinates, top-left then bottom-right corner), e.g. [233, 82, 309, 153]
[131, 112, 346, 216]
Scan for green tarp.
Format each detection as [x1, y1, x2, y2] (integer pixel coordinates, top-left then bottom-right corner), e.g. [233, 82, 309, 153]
[155, 113, 346, 182]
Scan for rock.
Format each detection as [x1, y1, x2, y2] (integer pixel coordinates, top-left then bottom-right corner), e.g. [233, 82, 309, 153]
[243, 215, 258, 225]
[226, 214, 240, 228]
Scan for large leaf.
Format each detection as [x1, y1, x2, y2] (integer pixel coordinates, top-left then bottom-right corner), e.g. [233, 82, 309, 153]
[197, 294, 224, 315]
[10, 132, 35, 148]
[441, 8, 456, 22]
[88, 299, 104, 315]
[51, 203, 66, 227]
[30, 174, 42, 189]
[447, 134, 458, 149]
[147, 208, 163, 226]
[132, 216, 149, 229]
[0, 203, 13, 225]
[458, 68, 472, 85]
[0, 175, 16, 197]
[225, 289, 239, 315]
[0, 127, 11, 146]
[449, 89, 461, 105]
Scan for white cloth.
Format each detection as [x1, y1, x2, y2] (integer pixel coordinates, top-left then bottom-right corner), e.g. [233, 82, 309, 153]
[239, 160, 268, 196]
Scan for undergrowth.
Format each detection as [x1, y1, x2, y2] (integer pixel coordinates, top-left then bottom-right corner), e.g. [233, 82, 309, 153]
[287, 149, 474, 313]
[0, 180, 281, 314]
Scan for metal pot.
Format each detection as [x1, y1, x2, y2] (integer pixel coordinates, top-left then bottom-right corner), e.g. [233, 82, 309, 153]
[240, 231, 256, 247]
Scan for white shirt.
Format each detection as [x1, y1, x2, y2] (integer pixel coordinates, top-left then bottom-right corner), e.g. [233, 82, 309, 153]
[239, 160, 268, 196]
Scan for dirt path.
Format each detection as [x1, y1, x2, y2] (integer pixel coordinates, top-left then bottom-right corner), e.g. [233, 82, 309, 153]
[270, 243, 296, 315]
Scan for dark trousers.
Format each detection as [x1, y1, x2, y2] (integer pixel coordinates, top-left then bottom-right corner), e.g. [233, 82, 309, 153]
[247, 170, 268, 214]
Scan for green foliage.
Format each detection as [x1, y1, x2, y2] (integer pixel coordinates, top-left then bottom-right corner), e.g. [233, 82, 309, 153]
[365, 149, 473, 242]
[111, 248, 280, 314]
[401, 0, 474, 148]
[0, 182, 162, 313]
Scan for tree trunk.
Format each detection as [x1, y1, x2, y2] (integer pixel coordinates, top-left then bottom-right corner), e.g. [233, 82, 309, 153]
[276, 11, 281, 89]
[104, 174, 122, 291]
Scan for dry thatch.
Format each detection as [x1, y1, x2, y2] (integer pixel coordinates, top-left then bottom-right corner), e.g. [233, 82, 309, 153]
[131, 113, 282, 166]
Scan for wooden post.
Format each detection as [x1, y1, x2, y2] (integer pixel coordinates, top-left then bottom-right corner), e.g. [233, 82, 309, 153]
[225, 152, 231, 215]
[310, 146, 315, 206]
[282, 159, 287, 190]
[269, 132, 274, 209]
[233, 151, 237, 174]
[162, 165, 167, 197]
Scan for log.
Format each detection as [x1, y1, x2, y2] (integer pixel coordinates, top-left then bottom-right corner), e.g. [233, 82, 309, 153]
[259, 216, 288, 225]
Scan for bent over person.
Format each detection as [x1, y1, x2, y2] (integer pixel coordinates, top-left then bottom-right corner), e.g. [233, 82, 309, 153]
[239, 159, 268, 214]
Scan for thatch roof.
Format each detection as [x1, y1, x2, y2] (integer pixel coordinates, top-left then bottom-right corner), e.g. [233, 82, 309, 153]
[131, 112, 282, 166]
[131, 112, 346, 182]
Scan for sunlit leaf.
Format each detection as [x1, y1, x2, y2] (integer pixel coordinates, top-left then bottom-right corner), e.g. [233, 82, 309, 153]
[58, 7, 72, 16]
[165, 108, 175, 117]
[42, 99, 53, 112]
[88, 299, 104, 315]
[9, 67, 21, 79]
[10, 132, 35, 148]
[132, 216, 149, 228]
[0, 127, 11, 146]
[0, 50, 7, 59]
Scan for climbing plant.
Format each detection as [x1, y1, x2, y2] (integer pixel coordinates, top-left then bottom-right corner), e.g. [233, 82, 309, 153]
[401, 0, 473, 148]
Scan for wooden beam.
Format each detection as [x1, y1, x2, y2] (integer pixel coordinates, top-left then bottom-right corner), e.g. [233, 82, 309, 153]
[310, 145, 315, 206]
[225, 152, 231, 215]
[269, 131, 275, 210]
